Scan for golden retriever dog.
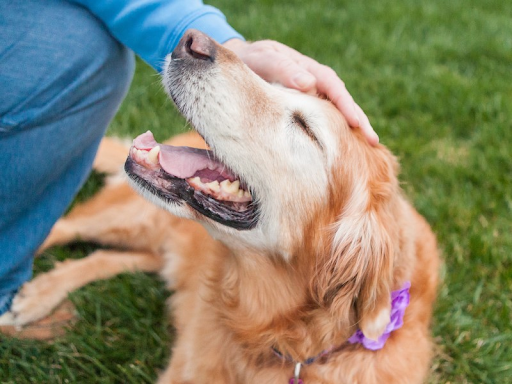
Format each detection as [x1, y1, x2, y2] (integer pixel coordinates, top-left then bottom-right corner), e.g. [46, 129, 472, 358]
[11, 30, 439, 383]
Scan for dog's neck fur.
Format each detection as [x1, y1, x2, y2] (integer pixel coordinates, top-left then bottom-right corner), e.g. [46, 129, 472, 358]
[213, 246, 346, 363]
[206, 134, 411, 363]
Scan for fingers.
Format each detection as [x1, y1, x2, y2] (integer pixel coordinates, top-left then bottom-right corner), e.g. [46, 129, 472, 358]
[313, 65, 361, 128]
[223, 39, 379, 146]
[241, 43, 318, 93]
[277, 48, 379, 146]
[310, 64, 378, 145]
[355, 103, 379, 145]
[269, 45, 362, 129]
[269, 57, 317, 92]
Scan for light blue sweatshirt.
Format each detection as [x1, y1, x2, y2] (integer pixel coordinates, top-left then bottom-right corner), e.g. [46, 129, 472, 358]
[70, 0, 244, 72]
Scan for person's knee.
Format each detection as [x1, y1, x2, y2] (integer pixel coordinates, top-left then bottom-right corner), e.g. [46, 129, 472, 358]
[69, 6, 136, 113]
[39, 1, 136, 128]
[0, 0, 135, 134]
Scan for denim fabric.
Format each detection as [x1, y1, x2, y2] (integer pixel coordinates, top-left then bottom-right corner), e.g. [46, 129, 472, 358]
[0, 290, 17, 316]
[0, 0, 135, 315]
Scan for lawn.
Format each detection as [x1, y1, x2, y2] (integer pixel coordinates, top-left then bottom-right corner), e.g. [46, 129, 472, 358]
[1, 0, 511, 382]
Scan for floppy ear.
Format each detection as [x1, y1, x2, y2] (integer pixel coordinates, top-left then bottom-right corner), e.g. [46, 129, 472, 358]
[319, 207, 394, 340]
[313, 147, 399, 340]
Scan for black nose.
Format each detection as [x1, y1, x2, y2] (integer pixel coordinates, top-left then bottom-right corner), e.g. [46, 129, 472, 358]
[172, 29, 217, 62]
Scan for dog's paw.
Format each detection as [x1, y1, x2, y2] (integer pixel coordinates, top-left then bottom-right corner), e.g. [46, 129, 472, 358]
[10, 271, 69, 326]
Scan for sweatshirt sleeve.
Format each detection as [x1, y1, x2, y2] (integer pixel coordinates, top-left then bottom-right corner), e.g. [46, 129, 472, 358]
[69, 0, 244, 72]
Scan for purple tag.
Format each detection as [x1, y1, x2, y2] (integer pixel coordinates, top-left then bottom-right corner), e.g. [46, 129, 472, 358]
[289, 379, 304, 384]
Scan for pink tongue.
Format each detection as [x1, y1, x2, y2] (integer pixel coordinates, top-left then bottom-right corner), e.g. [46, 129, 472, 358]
[133, 131, 235, 180]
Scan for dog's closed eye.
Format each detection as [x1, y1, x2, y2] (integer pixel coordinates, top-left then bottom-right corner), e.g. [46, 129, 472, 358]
[292, 112, 322, 149]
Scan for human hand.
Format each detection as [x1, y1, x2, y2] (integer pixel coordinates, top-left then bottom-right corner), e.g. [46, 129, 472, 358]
[223, 39, 378, 146]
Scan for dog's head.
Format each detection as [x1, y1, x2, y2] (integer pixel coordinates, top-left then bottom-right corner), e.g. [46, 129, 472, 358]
[126, 30, 401, 338]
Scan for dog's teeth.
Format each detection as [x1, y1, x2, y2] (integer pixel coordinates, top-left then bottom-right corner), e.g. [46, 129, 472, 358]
[190, 177, 201, 184]
[220, 179, 231, 191]
[207, 180, 220, 192]
[187, 177, 250, 200]
[220, 179, 240, 194]
[231, 180, 240, 190]
[147, 146, 160, 164]
[227, 180, 240, 195]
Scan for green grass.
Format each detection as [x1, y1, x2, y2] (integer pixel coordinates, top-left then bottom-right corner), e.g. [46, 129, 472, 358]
[1, 0, 511, 382]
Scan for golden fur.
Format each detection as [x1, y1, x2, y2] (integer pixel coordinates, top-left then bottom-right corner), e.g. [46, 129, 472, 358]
[13, 32, 440, 384]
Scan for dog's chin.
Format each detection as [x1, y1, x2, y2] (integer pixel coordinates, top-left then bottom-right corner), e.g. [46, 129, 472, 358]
[123, 135, 259, 231]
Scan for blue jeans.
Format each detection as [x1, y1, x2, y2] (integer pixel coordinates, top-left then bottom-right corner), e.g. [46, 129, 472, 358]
[0, 0, 135, 315]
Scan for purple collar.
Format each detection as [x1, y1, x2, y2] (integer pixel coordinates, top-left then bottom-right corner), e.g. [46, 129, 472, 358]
[348, 281, 411, 350]
[275, 282, 411, 384]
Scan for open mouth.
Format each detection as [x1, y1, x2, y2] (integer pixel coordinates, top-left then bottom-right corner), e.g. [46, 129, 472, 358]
[125, 131, 258, 230]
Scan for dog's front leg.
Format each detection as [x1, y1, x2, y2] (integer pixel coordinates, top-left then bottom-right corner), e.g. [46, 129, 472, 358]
[11, 249, 162, 325]
[156, 295, 239, 384]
